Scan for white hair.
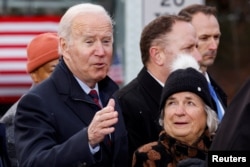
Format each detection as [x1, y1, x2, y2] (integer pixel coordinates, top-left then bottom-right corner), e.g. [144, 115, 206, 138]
[205, 105, 219, 134]
[58, 3, 114, 53]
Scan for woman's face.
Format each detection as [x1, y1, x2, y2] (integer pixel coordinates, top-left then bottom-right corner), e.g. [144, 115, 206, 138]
[163, 91, 207, 145]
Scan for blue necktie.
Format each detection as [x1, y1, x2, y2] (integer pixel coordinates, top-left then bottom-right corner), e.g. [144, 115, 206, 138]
[208, 82, 223, 121]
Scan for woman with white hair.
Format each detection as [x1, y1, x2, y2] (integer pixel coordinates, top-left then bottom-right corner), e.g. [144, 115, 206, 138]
[132, 55, 218, 167]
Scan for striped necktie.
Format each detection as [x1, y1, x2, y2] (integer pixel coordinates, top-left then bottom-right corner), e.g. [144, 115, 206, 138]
[89, 89, 101, 108]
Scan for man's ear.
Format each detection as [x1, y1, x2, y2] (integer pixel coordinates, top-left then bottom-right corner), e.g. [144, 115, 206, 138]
[59, 37, 69, 58]
[149, 46, 164, 65]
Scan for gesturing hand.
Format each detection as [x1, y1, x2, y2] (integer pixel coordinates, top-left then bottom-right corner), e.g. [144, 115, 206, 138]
[88, 98, 118, 147]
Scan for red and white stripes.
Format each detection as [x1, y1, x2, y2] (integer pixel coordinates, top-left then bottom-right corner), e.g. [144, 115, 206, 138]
[0, 16, 60, 103]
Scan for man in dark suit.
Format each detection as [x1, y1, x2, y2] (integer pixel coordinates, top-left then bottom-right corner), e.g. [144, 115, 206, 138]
[179, 4, 227, 121]
[114, 14, 202, 164]
[14, 3, 128, 167]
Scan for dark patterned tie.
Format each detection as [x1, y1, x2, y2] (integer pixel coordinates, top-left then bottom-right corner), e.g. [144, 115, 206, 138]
[89, 89, 101, 108]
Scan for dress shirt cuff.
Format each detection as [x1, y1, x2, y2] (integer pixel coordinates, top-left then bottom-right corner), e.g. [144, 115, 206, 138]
[89, 143, 100, 154]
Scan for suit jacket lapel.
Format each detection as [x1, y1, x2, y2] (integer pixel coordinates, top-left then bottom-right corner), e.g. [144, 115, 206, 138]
[51, 59, 97, 125]
[137, 67, 163, 118]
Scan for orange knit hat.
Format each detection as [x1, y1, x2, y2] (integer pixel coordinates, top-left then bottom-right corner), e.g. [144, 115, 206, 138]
[26, 32, 59, 73]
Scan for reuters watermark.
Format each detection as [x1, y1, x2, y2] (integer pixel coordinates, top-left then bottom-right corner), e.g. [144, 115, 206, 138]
[208, 151, 250, 167]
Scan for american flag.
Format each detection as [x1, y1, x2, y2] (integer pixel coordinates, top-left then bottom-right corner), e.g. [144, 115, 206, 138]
[0, 16, 124, 103]
[108, 53, 124, 85]
[0, 16, 60, 103]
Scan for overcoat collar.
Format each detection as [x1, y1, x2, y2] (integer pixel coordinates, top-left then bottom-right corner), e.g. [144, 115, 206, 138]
[137, 67, 163, 112]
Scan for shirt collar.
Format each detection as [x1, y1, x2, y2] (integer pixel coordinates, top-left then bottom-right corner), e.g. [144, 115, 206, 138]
[204, 72, 211, 83]
[74, 77, 99, 94]
[147, 70, 164, 87]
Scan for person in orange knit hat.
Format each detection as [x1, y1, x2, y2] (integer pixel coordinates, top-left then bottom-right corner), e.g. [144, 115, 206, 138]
[0, 32, 60, 167]
[26, 32, 60, 83]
